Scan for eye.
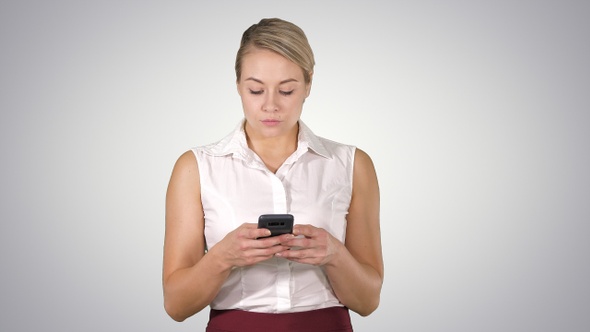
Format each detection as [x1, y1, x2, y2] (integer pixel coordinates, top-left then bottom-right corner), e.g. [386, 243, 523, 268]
[280, 90, 294, 96]
[249, 89, 263, 95]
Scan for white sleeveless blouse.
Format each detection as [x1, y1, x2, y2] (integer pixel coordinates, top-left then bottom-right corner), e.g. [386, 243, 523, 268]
[192, 120, 355, 313]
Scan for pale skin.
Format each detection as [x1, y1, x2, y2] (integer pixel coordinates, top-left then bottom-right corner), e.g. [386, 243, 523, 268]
[163, 48, 383, 321]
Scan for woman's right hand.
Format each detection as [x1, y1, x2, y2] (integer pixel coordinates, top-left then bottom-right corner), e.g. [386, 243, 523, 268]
[209, 223, 294, 269]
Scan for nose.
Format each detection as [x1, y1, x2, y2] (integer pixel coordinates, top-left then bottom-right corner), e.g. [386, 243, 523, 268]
[262, 91, 278, 112]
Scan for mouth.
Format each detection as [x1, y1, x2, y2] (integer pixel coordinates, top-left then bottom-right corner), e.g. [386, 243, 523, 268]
[261, 119, 281, 126]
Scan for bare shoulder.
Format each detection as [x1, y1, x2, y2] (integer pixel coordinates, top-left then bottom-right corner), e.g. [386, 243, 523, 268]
[352, 148, 378, 190]
[164, 150, 205, 277]
[172, 150, 199, 176]
[166, 150, 202, 219]
[167, 150, 200, 192]
[350, 147, 379, 212]
[346, 147, 382, 276]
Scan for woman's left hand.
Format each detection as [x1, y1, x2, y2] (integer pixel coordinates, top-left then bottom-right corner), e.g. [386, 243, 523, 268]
[276, 224, 343, 266]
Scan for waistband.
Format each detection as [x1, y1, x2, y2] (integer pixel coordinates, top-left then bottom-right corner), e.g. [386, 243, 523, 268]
[206, 306, 353, 332]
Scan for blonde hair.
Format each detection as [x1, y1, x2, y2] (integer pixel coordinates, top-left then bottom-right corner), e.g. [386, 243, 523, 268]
[235, 18, 315, 83]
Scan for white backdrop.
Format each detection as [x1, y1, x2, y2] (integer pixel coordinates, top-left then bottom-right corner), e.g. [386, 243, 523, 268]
[1, 1, 589, 331]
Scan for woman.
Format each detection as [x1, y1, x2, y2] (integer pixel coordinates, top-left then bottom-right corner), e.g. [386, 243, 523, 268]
[163, 18, 383, 331]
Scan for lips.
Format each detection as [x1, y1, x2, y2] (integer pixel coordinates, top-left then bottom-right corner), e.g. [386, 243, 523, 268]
[261, 119, 281, 126]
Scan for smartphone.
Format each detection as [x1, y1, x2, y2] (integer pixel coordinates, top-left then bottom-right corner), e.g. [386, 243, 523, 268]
[257, 214, 294, 238]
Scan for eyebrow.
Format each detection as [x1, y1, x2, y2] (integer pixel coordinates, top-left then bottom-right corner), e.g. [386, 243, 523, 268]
[244, 77, 299, 84]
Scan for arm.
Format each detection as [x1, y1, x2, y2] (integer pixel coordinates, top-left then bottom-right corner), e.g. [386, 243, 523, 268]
[162, 151, 229, 321]
[327, 148, 383, 315]
[278, 148, 383, 316]
[163, 151, 292, 321]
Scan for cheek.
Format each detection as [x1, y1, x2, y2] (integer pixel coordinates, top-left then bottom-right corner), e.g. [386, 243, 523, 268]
[289, 96, 306, 110]
[240, 95, 258, 111]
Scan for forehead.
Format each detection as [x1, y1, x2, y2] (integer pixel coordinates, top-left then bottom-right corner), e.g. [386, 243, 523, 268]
[240, 48, 304, 83]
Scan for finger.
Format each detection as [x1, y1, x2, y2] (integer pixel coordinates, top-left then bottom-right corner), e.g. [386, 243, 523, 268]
[292, 224, 316, 237]
[276, 247, 313, 261]
[251, 235, 290, 249]
[250, 245, 290, 259]
[254, 228, 272, 239]
[236, 246, 289, 266]
[275, 233, 295, 242]
[280, 236, 310, 249]
[240, 226, 271, 240]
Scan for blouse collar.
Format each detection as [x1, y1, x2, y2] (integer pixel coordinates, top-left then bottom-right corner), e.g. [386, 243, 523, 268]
[202, 119, 332, 162]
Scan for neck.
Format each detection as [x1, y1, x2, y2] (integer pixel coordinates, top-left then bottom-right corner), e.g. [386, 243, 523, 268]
[245, 122, 299, 172]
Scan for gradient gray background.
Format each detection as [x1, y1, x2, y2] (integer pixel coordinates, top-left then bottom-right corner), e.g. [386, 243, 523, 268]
[1, 0, 589, 331]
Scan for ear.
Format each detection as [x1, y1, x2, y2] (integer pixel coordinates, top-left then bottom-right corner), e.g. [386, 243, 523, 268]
[305, 72, 313, 97]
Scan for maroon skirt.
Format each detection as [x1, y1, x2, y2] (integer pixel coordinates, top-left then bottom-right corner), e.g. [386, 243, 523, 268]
[206, 306, 353, 332]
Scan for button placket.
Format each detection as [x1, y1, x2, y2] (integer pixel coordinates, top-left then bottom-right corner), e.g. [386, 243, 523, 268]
[267, 171, 291, 311]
